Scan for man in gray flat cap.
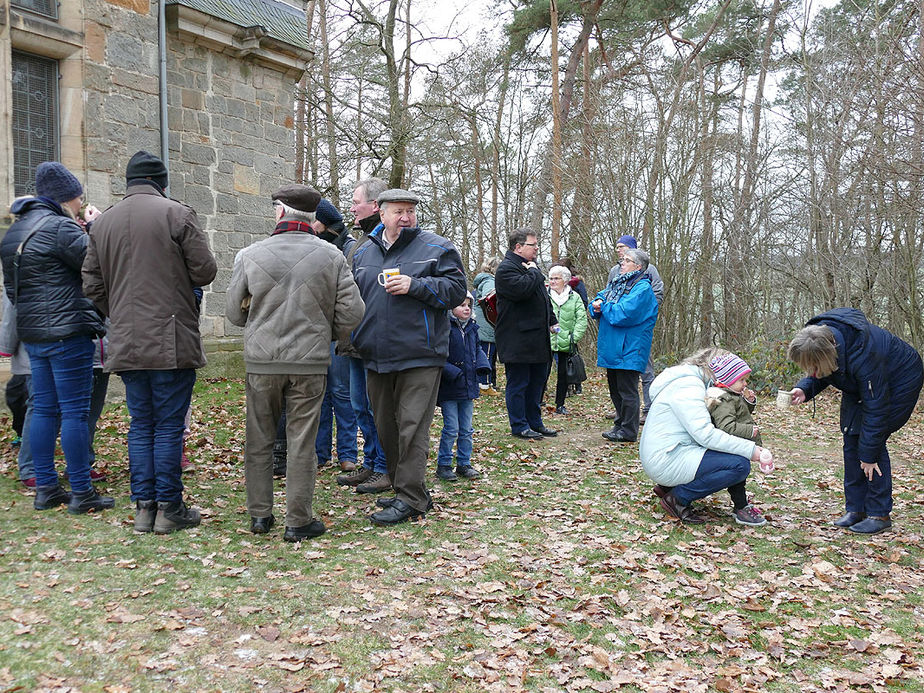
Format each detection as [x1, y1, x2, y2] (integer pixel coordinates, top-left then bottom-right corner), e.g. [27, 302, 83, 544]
[226, 184, 364, 542]
[350, 188, 467, 525]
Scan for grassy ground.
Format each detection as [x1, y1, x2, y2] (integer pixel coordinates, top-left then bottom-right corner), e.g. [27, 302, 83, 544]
[0, 370, 922, 692]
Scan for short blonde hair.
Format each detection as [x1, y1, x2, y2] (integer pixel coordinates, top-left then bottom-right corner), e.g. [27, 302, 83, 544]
[788, 325, 838, 378]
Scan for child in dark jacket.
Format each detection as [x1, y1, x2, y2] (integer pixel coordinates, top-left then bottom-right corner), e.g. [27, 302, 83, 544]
[437, 293, 491, 481]
[704, 353, 769, 526]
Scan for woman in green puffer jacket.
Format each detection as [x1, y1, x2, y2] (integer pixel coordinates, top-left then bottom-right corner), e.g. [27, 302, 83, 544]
[548, 265, 587, 414]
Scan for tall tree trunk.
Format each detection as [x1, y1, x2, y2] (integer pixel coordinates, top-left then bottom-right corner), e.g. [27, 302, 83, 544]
[528, 0, 603, 229]
[491, 51, 512, 258]
[318, 0, 339, 204]
[549, 0, 562, 259]
[295, 0, 317, 184]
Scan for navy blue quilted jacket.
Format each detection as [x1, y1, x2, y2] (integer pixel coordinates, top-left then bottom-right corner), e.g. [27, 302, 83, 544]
[795, 308, 923, 462]
[351, 225, 467, 373]
[437, 316, 491, 404]
[1, 198, 104, 342]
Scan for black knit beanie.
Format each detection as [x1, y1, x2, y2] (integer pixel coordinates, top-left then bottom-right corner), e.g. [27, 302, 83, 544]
[126, 150, 168, 190]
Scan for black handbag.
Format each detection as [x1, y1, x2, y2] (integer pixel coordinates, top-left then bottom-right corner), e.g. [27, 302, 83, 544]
[565, 338, 587, 384]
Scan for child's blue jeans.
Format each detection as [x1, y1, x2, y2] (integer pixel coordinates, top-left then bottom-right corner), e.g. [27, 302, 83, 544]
[437, 399, 474, 469]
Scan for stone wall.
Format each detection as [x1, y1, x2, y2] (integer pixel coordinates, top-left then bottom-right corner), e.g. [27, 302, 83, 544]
[81, 0, 302, 337]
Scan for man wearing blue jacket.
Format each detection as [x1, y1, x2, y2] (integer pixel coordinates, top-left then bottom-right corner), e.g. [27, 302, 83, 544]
[351, 189, 467, 525]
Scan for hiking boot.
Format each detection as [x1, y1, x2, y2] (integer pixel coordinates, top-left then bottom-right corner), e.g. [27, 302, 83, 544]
[153, 501, 201, 534]
[337, 466, 373, 487]
[484, 387, 502, 397]
[733, 504, 766, 526]
[456, 465, 481, 479]
[34, 484, 71, 510]
[436, 466, 458, 481]
[89, 468, 107, 482]
[134, 500, 157, 533]
[22, 477, 36, 489]
[659, 492, 705, 525]
[67, 487, 115, 514]
[339, 459, 357, 472]
[356, 471, 392, 494]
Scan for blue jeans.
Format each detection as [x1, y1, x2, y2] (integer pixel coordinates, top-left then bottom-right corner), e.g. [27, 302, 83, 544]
[437, 399, 474, 468]
[17, 375, 34, 481]
[504, 361, 548, 434]
[121, 369, 196, 503]
[349, 357, 386, 473]
[672, 450, 751, 507]
[316, 346, 358, 464]
[843, 434, 892, 516]
[25, 336, 94, 492]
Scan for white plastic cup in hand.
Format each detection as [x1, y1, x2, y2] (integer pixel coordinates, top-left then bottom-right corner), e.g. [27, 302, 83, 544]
[377, 268, 400, 287]
[759, 448, 774, 473]
[776, 389, 793, 409]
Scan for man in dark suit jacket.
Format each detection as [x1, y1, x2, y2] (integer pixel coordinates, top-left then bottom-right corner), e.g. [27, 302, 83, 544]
[494, 229, 558, 440]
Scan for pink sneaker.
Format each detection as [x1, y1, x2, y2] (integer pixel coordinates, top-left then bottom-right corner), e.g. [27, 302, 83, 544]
[89, 469, 107, 483]
[181, 452, 192, 471]
[22, 477, 36, 489]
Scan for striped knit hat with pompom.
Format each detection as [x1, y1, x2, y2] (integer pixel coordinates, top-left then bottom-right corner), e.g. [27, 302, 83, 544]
[709, 353, 752, 388]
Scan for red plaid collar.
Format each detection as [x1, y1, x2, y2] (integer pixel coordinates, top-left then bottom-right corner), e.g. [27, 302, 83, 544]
[272, 220, 314, 236]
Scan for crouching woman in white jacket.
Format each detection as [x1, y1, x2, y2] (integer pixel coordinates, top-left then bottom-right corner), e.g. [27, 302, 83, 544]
[639, 348, 770, 525]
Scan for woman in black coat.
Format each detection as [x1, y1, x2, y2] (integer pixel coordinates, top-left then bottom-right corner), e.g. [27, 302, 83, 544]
[788, 308, 923, 534]
[0, 163, 111, 515]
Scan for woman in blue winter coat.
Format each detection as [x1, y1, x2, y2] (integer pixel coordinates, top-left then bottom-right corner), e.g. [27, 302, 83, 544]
[590, 248, 658, 443]
[788, 309, 924, 535]
[436, 293, 491, 481]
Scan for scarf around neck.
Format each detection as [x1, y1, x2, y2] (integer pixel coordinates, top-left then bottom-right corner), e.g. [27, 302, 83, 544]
[550, 285, 572, 307]
[602, 268, 642, 304]
[273, 219, 315, 236]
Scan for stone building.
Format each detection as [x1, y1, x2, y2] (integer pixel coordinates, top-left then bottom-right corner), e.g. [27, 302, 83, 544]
[0, 0, 311, 336]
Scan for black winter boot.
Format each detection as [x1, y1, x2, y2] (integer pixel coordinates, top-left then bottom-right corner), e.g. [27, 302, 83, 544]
[34, 484, 71, 510]
[68, 487, 115, 514]
[153, 501, 201, 534]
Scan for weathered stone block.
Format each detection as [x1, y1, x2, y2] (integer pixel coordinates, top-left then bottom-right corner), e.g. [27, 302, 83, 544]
[182, 142, 216, 166]
[253, 153, 280, 176]
[86, 21, 106, 64]
[213, 172, 234, 192]
[192, 166, 211, 186]
[233, 164, 260, 195]
[107, 32, 151, 73]
[184, 185, 215, 214]
[105, 0, 150, 12]
[232, 82, 257, 102]
[112, 68, 158, 94]
[182, 88, 204, 110]
[225, 98, 247, 119]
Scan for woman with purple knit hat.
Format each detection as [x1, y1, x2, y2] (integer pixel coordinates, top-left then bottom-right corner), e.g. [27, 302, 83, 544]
[0, 162, 113, 514]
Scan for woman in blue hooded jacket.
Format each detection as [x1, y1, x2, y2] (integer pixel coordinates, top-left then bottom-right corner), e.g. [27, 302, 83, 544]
[788, 308, 923, 535]
[590, 248, 658, 443]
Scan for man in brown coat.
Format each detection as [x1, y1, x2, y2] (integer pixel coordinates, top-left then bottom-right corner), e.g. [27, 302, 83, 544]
[82, 151, 217, 534]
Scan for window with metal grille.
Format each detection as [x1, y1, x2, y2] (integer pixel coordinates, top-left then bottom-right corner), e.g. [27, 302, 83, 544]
[12, 52, 59, 197]
[10, 0, 58, 20]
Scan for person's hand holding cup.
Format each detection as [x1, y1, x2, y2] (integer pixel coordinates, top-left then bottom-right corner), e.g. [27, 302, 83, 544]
[377, 267, 410, 295]
[758, 448, 774, 473]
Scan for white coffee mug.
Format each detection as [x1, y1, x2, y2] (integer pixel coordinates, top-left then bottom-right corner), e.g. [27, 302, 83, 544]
[377, 267, 400, 286]
[776, 389, 794, 409]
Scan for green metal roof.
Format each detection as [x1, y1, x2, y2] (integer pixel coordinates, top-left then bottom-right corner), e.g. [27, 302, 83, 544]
[167, 0, 309, 51]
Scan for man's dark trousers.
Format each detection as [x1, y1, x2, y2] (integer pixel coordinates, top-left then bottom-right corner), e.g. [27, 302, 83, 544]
[504, 361, 548, 434]
[365, 366, 441, 513]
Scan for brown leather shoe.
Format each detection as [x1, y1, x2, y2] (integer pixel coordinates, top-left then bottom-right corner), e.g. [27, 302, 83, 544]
[339, 459, 357, 472]
[659, 492, 705, 525]
[336, 466, 373, 487]
[356, 471, 392, 494]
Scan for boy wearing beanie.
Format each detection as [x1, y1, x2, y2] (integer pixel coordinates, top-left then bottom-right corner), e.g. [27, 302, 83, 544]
[705, 352, 767, 526]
